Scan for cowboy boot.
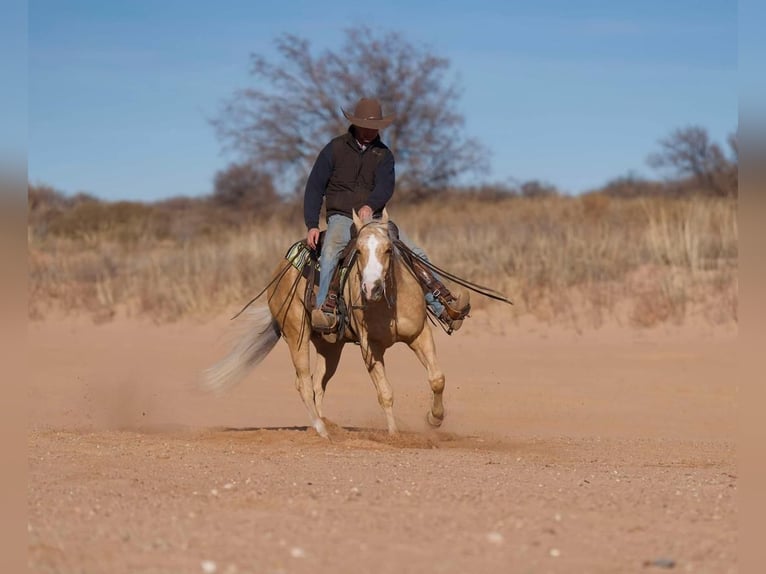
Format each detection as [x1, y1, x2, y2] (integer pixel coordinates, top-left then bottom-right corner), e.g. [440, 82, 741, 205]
[439, 288, 471, 332]
[311, 292, 339, 333]
[311, 308, 338, 331]
[410, 259, 471, 331]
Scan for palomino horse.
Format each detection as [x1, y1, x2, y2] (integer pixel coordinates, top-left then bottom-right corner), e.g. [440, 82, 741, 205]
[203, 209, 445, 439]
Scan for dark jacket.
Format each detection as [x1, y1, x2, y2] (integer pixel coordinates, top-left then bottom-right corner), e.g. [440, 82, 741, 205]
[303, 129, 395, 229]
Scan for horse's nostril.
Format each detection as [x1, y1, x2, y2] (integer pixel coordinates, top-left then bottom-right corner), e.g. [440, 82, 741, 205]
[362, 280, 383, 301]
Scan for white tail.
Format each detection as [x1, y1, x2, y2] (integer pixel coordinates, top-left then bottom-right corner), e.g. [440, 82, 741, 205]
[200, 306, 281, 394]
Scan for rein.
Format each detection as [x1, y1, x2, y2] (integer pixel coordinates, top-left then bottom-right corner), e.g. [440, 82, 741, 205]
[230, 260, 293, 320]
[393, 240, 514, 306]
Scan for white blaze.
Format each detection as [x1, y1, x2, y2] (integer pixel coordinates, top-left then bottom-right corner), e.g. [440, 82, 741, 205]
[361, 234, 384, 298]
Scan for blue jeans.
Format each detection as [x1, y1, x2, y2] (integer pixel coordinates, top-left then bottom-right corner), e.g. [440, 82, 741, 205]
[316, 214, 446, 316]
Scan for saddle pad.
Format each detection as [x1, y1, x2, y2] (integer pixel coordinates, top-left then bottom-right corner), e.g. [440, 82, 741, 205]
[284, 238, 358, 291]
[285, 241, 317, 270]
[285, 240, 321, 287]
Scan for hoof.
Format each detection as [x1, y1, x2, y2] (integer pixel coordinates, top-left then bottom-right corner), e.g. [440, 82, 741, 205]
[426, 410, 444, 428]
[313, 420, 330, 439]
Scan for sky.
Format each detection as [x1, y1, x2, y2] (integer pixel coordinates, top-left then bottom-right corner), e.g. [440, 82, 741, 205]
[27, 0, 738, 201]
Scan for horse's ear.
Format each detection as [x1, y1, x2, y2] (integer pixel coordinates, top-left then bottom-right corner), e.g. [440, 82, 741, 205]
[380, 208, 389, 224]
[352, 209, 363, 231]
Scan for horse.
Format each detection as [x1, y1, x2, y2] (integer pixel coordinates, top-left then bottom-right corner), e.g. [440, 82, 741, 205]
[202, 209, 446, 439]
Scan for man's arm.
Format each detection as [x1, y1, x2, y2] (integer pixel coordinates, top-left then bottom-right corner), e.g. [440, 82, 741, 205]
[364, 151, 395, 212]
[303, 143, 333, 230]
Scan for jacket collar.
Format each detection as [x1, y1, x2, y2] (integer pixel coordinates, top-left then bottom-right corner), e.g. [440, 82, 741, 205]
[345, 127, 382, 151]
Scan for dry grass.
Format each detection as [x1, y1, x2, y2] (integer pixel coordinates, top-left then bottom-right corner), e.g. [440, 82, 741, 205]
[28, 194, 737, 328]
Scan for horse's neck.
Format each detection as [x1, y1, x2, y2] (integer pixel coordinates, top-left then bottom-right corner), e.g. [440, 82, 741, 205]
[392, 253, 420, 290]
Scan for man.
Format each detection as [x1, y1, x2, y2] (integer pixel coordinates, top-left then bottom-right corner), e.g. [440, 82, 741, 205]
[304, 97, 470, 333]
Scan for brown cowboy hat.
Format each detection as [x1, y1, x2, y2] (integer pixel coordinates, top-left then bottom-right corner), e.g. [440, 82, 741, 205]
[341, 97, 396, 129]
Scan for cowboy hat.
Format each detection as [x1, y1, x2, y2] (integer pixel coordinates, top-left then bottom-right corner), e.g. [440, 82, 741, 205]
[341, 97, 396, 129]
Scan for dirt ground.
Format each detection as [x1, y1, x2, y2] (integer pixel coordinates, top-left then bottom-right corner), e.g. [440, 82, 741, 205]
[27, 311, 738, 574]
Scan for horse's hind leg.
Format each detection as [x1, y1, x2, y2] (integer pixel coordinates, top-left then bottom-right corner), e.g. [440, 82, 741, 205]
[407, 327, 446, 427]
[287, 335, 329, 439]
[311, 339, 344, 419]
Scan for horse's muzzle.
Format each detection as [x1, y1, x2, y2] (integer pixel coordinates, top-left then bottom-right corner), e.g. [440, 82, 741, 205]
[362, 280, 384, 302]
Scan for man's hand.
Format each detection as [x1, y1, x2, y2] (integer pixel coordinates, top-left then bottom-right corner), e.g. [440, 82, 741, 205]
[307, 227, 320, 250]
[358, 205, 373, 222]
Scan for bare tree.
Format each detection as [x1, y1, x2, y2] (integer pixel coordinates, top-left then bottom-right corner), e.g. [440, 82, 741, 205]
[212, 162, 279, 213]
[28, 184, 68, 213]
[723, 132, 739, 195]
[518, 180, 559, 199]
[648, 126, 738, 197]
[212, 28, 488, 197]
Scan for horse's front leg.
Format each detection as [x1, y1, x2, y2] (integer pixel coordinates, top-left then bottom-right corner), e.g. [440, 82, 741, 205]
[311, 338, 344, 419]
[407, 326, 446, 427]
[361, 340, 398, 434]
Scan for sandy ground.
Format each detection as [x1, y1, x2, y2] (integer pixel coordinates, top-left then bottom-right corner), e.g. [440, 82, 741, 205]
[27, 311, 738, 573]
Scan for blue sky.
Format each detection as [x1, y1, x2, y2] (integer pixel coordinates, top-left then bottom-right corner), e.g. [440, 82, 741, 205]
[28, 0, 737, 201]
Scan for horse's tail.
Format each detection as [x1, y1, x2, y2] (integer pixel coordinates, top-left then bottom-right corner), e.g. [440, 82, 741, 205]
[200, 306, 281, 394]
